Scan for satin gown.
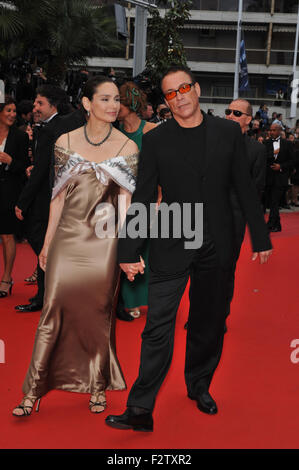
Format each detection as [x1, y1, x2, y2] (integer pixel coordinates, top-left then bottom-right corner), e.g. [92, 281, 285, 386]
[22, 143, 138, 398]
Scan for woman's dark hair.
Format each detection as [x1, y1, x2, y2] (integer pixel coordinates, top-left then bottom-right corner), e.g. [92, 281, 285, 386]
[82, 75, 116, 101]
[119, 81, 147, 114]
[0, 95, 15, 112]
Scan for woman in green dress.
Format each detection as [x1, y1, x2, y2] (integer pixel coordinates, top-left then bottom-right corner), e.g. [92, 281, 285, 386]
[117, 82, 158, 318]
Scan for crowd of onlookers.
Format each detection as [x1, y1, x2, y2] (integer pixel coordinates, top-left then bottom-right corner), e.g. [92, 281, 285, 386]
[248, 104, 299, 147]
[246, 104, 299, 210]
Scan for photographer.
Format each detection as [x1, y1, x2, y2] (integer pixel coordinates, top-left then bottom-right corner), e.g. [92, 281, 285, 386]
[152, 102, 172, 123]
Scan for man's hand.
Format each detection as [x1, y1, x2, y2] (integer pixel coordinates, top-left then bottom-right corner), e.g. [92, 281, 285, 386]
[26, 165, 34, 178]
[270, 163, 281, 171]
[15, 206, 24, 221]
[120, 256, 145, 282]
[252, 250, 272, 264]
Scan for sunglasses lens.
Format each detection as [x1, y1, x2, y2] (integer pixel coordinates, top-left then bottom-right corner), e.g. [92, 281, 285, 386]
[165, 91, 176, 101]
[225, 109, 243, 117]
[179, 84, 191, 94]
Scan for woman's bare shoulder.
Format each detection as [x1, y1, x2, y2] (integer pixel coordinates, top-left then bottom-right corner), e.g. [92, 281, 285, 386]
[55, 127, 83, 148]
[143, 121, 158, 134]
[113, 128, 139, 155]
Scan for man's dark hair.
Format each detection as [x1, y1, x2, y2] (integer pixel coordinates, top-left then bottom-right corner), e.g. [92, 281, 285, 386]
[36, 84, 70, 113]
[160, 65, 196, 90]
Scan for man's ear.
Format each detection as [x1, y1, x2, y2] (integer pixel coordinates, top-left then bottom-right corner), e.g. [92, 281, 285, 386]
[195, 82, 201, 98]
[164, 97, 170, 109]
[245, 115, 252, 126]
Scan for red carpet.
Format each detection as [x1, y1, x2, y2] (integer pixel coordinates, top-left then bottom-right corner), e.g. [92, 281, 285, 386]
[1, 212, 299, 449]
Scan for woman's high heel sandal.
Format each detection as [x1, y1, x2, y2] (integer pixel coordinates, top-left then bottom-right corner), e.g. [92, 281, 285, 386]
[12, 397, 41, 418]
[89, 391, 106, 414]
[24, 269, 37, 284]
[0, 280, 13, 298]
[12, 396, 41, 417]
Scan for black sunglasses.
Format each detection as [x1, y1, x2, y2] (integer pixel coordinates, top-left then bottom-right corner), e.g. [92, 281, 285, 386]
[225, 109, 251, 117]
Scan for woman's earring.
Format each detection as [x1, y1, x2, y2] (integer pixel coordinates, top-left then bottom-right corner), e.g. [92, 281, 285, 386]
[87, 110, 90, 118]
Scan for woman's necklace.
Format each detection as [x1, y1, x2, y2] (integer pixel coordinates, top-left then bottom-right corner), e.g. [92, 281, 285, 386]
[84, 123, 112, 147]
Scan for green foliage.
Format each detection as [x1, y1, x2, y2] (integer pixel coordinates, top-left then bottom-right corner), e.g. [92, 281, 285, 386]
[0, 0, 121, 83]
[146, 0, 192, 87]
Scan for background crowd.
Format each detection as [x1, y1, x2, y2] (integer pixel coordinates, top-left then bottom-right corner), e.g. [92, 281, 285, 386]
[0, 68, 298, 305]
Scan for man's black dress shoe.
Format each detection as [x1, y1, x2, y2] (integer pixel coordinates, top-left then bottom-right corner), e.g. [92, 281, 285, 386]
[188, 391, 218, 415]
[15, 301, 43, 312]
[269, 225, 281, 232]
[105, 408, 153, 432]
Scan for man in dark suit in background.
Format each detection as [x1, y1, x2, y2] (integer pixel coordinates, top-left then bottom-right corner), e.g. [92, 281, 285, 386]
[14, 85, 67, 312]
[105, 66, 272, 432]
[264, 123, 294, 232]
[15, 87, 87, 313]
[224, 99, 267, 323]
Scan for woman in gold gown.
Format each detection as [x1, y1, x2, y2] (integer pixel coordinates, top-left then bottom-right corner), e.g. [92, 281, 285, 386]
[12, 76, 139, 417]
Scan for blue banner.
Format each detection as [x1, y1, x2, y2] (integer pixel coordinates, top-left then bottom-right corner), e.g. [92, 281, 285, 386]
[239, 38, 250, 91]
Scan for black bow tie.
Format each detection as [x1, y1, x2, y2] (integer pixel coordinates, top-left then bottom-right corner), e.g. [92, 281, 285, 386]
[272, 138, 280, 142]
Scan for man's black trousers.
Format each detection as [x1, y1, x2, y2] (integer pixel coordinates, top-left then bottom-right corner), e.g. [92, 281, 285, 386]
[24, 218, 48, 305]
[126, 237, 231, 412]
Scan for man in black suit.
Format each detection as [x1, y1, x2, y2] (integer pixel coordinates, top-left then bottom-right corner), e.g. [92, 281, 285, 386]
[15, 88, 87, 313]
[14, 85, 67, 312]
[105, 66, 272, 432]
[264, 123, 294, 232]
[224, 99, 267, 321]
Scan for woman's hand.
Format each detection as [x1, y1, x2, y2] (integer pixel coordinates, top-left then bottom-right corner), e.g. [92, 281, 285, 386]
[39, 245, 49, 272]
[15, 206, 24, 221]
[0, 152, 12, 165]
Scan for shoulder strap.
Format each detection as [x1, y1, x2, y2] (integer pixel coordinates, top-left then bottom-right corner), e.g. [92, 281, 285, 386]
[114, 138, 130, 157]
[67, 132, 70, 150]
[140, 120, 147, 131]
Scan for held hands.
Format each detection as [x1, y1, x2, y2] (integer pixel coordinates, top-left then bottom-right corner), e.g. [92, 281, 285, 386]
[39, 245, 49, 272]
[270, 163, 281, 171]
[0, 152, 12, 165]
[120, 256, 145, 282]
[15, 206, 24, 221]
[252, 250, 272, 264]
